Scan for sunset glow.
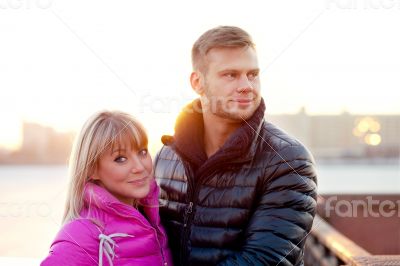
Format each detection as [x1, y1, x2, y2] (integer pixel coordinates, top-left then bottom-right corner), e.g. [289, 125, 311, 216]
[1, 0, 400, 150]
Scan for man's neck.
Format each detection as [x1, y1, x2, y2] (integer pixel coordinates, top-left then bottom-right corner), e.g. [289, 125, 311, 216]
[202, 113, 242, 158]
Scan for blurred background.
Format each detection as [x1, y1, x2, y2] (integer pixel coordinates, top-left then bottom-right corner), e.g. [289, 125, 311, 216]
[0, 0, 399, 264]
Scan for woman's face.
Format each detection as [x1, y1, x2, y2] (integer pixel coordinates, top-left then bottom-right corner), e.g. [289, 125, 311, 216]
[91, 139, 153, 206]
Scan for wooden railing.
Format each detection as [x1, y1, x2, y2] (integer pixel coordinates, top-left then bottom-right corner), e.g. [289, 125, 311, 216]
[304, 215, 400, 266]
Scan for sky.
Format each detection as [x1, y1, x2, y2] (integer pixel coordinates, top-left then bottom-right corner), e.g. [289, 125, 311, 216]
[1, 0, 400, 150]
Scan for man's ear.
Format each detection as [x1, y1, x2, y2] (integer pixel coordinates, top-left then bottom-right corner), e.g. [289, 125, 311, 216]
[190, 71, 204, 95]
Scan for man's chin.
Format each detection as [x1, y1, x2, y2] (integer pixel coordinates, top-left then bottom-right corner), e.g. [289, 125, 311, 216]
[219, 107, 257, 121]
[230, 102, 259, 120]
[233, 110, 256, 121]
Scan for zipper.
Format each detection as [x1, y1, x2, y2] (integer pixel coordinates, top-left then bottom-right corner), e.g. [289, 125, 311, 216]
[183, 201, 193, 227]
[180, 200, 194, 265]
[152, 225, 167, 266]
[178, 158, 196, 265]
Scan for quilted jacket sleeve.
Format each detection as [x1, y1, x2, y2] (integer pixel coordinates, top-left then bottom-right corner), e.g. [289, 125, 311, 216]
[41, 219, 99, 266]
[41, 241, 97, 266]
[217, 144, 318, 266]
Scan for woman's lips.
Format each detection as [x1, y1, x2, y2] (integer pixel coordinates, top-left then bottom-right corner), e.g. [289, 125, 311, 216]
[128, 176, 149, 185]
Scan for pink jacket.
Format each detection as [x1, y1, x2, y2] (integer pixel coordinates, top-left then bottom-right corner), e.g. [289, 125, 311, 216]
[41, 179, 172, 266]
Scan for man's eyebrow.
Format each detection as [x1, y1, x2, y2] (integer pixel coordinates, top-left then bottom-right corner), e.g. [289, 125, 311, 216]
[217, 69, 239, 74]
[218, 68, 260, 73]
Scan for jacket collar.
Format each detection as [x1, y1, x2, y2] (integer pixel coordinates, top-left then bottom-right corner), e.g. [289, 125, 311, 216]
[83, 180, 160, 224]
[162, 98, 266, 172]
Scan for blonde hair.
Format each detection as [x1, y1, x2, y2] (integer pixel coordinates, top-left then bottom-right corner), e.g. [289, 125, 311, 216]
[192, 26, 256, 73]
[62, 111, 148, 224]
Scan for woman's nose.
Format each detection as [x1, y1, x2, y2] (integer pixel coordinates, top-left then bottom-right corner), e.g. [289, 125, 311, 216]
[130, 156, 146, 173]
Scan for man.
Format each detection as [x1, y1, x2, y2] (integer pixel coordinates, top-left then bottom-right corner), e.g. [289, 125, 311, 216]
[154, 26, 317, 266]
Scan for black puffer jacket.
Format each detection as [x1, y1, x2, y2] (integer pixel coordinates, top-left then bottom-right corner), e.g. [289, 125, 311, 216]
[154, 99, 317, 266]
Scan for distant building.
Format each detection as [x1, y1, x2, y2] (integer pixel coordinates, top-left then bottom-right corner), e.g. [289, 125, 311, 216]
[267, 109, 400, 159]
[2, 122, 75, 164]
[1, 113, 399, 164]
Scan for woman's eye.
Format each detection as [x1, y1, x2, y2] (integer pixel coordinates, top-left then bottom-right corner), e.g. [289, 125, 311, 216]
[138, 149, 148, 157]
[114, 156, 127, 163]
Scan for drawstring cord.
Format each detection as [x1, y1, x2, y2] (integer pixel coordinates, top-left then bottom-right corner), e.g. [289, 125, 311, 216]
[98, 233, 134, 266]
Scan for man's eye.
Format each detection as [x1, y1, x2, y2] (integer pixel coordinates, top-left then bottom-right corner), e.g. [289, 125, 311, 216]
[114, 156, 127, 163]
[138, 149, 148, 157]
[224, 73, 236, 79]
[248, 72, 258, 80]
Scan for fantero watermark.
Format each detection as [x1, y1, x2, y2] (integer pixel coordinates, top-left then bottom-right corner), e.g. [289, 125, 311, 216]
[138, 93, 258, 115]
[326, 0, 400, 10]
[322, 196, 400, 218]
[0, 201, 52, 218]
[0, 0, 53, 9]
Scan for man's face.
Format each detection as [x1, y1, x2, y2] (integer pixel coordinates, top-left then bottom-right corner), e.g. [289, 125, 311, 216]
[200, 46, 261, 121]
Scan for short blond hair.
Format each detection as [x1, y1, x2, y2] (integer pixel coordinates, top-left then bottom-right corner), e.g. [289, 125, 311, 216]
[63, 111, 148, 223]
[192, 26, 256, 73]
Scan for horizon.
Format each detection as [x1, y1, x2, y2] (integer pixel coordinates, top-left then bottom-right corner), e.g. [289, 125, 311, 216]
[2, 109, 400, 152]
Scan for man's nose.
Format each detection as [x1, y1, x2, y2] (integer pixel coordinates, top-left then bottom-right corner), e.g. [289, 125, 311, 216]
[236, 75, 254, 94]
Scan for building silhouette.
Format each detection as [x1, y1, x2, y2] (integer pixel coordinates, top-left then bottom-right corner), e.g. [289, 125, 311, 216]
[267, 109, 400, 159]
[0, 122, 74, 164]
[1, 113, 399, 164]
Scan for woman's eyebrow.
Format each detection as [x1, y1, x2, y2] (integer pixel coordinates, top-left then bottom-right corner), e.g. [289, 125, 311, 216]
[111, 148, 127, 154]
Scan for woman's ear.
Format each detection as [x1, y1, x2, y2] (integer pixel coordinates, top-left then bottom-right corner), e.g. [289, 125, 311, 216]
[190, 71, 205, 95]
[89, 175, 99, 181]
[88, 167, 100, 181]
